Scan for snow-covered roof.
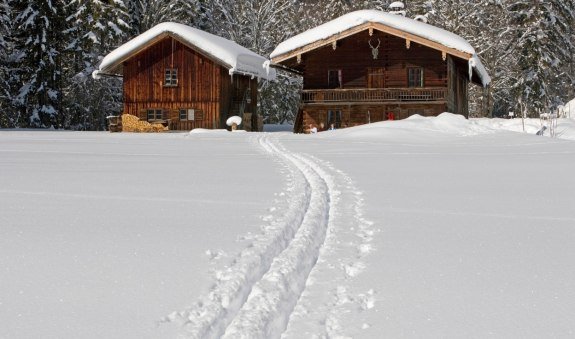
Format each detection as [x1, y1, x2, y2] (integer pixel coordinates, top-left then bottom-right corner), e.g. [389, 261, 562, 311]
[95, 22, 275, 81]
[270, 10, 490, 86]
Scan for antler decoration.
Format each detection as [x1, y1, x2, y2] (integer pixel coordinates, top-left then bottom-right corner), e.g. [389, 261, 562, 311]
[368, 39, 381, 59]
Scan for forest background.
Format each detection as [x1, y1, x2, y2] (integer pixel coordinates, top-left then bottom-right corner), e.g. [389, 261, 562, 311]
[0, 0, 573, 130]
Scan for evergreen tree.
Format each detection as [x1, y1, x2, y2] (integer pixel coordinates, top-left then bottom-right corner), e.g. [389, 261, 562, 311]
[64, 0, 129, 130]
[11, 0, 70, 128]
[128, 0, 202, 34]
[508, 0, 571, 115]
[0, 0, 13, 127]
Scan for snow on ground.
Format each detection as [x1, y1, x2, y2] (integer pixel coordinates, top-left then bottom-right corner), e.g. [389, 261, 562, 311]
[559, 98, 575, 119]
[2, 114, 575, 338]
[0, 131, 285, 339]
[472, 116, 575, 141]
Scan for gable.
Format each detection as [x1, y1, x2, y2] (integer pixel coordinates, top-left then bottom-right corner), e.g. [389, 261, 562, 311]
[271, 10, 490, 87]
[96, 22, 275, 81]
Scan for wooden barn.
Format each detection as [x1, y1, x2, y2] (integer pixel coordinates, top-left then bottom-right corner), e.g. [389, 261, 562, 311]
[270, 10, 491, 133]
[95, 23, 275, 131]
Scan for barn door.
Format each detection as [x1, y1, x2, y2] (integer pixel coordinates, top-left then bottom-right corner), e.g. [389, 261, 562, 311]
[367, 68, 385, 88]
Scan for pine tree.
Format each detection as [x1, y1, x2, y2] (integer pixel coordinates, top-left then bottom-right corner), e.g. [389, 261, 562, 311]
[508, 0, 571, 116]
[129, 0, 202, 34]
[63, 0, 129, 130]
[0, 0, 13, 127]
[11, 0, 70, 128]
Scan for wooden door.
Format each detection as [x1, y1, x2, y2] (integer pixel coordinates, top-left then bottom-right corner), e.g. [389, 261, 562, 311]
[367, 68, 385, 88]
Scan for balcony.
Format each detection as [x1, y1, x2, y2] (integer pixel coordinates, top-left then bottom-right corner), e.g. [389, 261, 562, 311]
[301, 88, 447, 104]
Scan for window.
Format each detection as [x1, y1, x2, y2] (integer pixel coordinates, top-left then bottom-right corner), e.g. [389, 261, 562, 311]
[367, 68, 385, 88]
[146, 109, 164, 121]
[408, 67, 424, 87]
[164, 68, 178, 87]
[179, 109, 195, 121]
[328, 70, 342, 89]
[327, 110, 342, 128]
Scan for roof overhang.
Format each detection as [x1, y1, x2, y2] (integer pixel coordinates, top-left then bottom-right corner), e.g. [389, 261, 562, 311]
[95, 23, 276, 81]
[271, 21, 490, 87]
[96, 32, 235, 78]
[272, 22, 472, 64]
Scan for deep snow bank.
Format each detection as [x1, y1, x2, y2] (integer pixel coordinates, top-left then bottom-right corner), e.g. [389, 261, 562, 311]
[324, 113, 494, 142]
[311, 113, 575, 142]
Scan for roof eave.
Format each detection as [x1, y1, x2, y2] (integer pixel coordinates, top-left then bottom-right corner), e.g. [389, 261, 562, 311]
[98, 32, 273, 80]
[271, 22, 473, 65]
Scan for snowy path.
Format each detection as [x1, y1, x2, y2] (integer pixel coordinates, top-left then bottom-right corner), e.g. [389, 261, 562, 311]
[169, 134, 375, 338]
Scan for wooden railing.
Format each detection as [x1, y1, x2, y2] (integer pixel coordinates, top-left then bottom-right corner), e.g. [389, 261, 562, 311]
[301, 88, 447, 103]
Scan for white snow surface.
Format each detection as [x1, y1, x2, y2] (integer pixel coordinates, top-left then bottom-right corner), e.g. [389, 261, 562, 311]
[226, 116, 243, 127]
[560, 97, 575, 118]
[472, 116, 575, 141]
[2, 113, 575, 338]
[270, 10, 490, 86]
[97, 22, 276, 80]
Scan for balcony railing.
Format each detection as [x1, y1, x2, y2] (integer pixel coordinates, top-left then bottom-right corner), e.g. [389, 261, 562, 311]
[301, 88, 447, 103]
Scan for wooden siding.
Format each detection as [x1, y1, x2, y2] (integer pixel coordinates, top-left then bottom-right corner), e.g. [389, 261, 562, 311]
[122, 36, 258, 130]
[446, 56, 470, 117]
[296, 30, 448, 90]
[219, 71, 258, 127]
[296, 103, 446, 133]
[279, 28, 475, 133]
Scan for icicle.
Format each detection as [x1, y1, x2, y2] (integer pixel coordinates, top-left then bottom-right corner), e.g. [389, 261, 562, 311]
[263, 60, 271, 76]
[468, 59, 473, 81]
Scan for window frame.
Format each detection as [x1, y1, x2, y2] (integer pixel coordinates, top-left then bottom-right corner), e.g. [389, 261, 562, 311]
[327, 110, 342, 128]
[179, 108, 195, 121]
[164, 68, 178, 87]
[146, 108, 164, 121]
[407, 67, 424, 88]
[328, 69, 343, 89]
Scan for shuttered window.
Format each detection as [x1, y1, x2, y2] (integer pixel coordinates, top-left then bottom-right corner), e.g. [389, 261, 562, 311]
[179, 109, 195, 121]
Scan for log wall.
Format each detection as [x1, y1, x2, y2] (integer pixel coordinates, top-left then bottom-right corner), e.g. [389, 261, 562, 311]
[300, 30, 448, 90]
[122, 36, 258, 130]
[297, 103, 446, 133]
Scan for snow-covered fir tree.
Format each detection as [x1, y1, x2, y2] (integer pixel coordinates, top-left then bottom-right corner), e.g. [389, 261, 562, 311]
[11, 0, 69, 128]
[508, 0, 573, 116]
[126, 0, 202, 35]
[63, 0, 129, 130]
[0, 0, 13, 127]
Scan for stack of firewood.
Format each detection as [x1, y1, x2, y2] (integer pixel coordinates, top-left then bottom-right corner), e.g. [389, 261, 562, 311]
[121, 114, 167, 132]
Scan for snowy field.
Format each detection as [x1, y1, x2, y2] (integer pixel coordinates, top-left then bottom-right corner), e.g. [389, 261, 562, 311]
[1, 114, 575, 338]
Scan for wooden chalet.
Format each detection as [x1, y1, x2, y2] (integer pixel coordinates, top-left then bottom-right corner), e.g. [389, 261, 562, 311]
[270, 10, 491, 133]
[95, 23, 275, 131]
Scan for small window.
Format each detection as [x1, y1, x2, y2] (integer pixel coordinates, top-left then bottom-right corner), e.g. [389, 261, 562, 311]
[147, 109, 164, 121]
[408, 67, 424, 87]
[328, 70, 342, 89]
[179, 109, 195, 121]
[165, 68, 178, 87]
[327, 110, 342, 128]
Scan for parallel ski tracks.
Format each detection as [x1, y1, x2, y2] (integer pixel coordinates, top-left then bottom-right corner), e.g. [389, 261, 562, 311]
[169, 134, 334, 338]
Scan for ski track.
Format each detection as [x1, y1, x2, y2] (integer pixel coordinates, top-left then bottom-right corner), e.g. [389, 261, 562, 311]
[166, 134, 375, 338]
